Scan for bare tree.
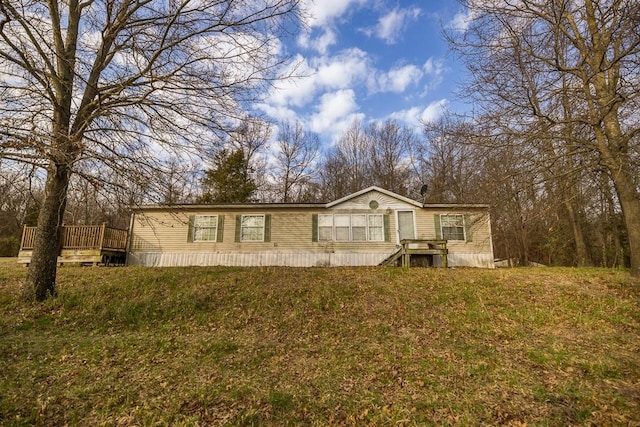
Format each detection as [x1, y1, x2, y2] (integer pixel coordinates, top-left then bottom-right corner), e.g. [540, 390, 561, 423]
[450, 0, 640, 276]
[227, 116, 272, 198]
[0, 0, 302, 300]
[0, 161, 41, 255]
[366, 119, 414, 196]
[411, 115, 480, 204]
[318, 119, 371, 200]
[271, 120, 319, 202]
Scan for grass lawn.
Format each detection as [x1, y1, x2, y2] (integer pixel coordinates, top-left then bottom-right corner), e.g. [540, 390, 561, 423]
[1, 258, 639, 426]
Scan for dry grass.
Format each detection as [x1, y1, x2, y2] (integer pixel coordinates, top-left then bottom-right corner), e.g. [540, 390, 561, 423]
[1, 258, 639, 426]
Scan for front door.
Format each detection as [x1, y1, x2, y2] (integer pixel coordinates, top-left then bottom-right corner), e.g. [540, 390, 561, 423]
[397, 210, 415, 242]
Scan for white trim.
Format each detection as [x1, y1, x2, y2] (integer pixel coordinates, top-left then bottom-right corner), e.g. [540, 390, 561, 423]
[240, 214, 265, 242]
[440, 213, 466, 242]
[193, 214, 219, 242]
[317, 213, 385, 242]
[326, 186, 423, 208]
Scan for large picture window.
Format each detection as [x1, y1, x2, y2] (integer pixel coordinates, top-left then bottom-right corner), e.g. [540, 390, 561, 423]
[441, 214, 465, 241]
[193, 215, 218, 242]
[317, 214, 385, 242]
[240, 215, 265, 242]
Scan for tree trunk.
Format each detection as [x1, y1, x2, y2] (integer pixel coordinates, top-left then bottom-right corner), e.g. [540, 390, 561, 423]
[563, 199, 590, 267]
[23, 162, 72, 302]
[610, 171, 640, 277]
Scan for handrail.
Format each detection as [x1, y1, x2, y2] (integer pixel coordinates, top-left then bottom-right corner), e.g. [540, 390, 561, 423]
[398, 239, 448, 268]
[20, 224, 128, 251]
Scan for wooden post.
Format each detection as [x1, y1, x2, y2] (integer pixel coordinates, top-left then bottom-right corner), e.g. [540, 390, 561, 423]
[401, 241, 409, 268]
[442, 241, 448, 268]
[20, 224, 27, 251]
[99, 223, 107, 251]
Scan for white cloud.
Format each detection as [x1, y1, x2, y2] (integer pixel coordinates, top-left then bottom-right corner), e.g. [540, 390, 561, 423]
[309, 89, 364, 141]
[423, 57, 444, 76]
[298, 0, 369, 53]
[268, 49, 371, 108]
[420, 57, 446, 93]
[302, 0, 368, 27]
[420, 99, 449, 123]
[389, 99, 448, 128]
[254, 102, 299, 123]
[448, 8, 476, 32]
[361, 7, 421, 45]
[370, 64, 423, 93]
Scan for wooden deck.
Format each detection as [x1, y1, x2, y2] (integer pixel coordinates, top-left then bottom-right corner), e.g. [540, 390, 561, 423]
[380, 239, 448, 268]
[18, 224, 128, 266]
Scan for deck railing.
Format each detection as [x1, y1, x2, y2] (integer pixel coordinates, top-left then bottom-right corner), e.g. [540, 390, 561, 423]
[20, 224, 128, 251]
[399, 239, 448, 268]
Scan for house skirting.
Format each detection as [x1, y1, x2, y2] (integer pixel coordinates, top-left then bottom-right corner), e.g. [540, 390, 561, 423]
[127, 252, 495, 268]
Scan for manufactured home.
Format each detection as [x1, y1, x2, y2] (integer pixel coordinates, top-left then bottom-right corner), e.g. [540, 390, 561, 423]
[127, 186, 494, 268]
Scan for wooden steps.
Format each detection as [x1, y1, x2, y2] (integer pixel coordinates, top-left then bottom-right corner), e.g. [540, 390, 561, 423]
[379, 239, 448, 268]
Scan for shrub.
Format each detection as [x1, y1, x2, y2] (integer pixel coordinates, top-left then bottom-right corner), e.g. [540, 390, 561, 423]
[0, 236, 20, 257]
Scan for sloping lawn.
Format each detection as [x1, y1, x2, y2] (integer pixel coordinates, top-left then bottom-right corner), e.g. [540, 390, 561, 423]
[1, 258, 639, 425]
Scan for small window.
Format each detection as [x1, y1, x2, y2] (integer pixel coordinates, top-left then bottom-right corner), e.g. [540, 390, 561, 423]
[241, 215, 265, 242]
[194, 215, 218, 242]
[441, 214, 465, 241]
[368, 214, 384, 242]
[318, 215, 333, 241]
[334, 214, 350, 241]
[351, 214, 367, 241]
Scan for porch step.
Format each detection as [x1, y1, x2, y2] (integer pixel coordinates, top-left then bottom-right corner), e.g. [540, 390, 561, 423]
[379, 248, 402, 266]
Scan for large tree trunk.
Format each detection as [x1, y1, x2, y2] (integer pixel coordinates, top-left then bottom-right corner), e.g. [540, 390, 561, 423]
[610, 170, 640, 277]
[563, 199, 590, 267]
[23, 161, 72, 302]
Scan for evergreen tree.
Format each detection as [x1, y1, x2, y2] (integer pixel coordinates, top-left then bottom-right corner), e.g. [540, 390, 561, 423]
[198, 149, 257, 203]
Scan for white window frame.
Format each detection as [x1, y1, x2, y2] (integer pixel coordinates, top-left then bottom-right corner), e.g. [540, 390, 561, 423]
[193, 215, 218, 242]
[368, 214, 385, 242]
[440, 214, 466, 241]
[240, 214, 265, 242]
[317, 214, 384, 242]
[318, 214, 334, 242]
[334, 214, 351, 241]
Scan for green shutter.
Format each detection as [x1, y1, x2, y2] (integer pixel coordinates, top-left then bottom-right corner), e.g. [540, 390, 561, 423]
[383, 214, 390, 242]
[235, 215, 241, 242]
[312, 214, 318, 242]
[264, 214, 271, 242]
[187, 215, 195, 242]
[217, 215, 224, 242]
[434, 214, 441, 239]
[464, 214, 473, 242]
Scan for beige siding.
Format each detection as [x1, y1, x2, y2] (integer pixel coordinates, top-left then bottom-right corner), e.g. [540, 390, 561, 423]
[130, 207, 399, 255]
[129, 189, 494, 268]
[415, 208, 493, 255]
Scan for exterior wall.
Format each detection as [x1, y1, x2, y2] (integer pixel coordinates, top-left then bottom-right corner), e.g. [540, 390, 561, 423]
[129, 206, 400, 267]
[414, 208, 494, 268]
[128, 190, 495, 268]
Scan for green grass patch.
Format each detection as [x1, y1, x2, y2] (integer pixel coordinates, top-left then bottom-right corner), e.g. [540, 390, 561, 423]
[1, 261, 639, 425]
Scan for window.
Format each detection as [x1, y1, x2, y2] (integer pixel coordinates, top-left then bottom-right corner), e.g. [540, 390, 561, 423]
[194, 215, 218, 242]
[441, 214, 465, 241]
[318, 215, 333, 241]
[240, 215, 265, 242]
[334, 214, 350, 241]
[368, 214, 384, 242]
[351, 215, 367, 241]
[316, 214, 385, 242]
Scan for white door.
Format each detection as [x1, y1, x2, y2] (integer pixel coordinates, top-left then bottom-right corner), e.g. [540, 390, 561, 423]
[397, 210, 415, 242]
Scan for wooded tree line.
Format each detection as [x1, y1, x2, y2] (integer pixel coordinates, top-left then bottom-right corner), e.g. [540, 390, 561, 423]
[3, 109, 635, 271]
[1, 0, 639, 301]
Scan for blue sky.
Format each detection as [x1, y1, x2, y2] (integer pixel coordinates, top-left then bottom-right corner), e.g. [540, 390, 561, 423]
[255, 0, 471, 143]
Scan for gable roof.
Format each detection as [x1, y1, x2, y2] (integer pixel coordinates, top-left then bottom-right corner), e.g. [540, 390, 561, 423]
[133, 186, 490, 211]
[326, 186, 423, 208]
